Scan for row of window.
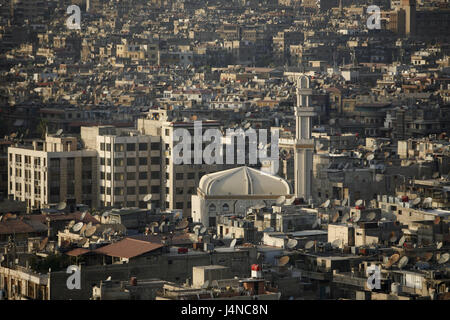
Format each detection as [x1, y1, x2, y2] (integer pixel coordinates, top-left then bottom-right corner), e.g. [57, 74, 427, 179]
[100, 142, 160, 152]
[100, 171, 160, 180]
[100, 157, 160, 166]
[100, 185, 159, 195]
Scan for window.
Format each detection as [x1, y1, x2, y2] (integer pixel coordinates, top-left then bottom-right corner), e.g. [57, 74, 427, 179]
[151, 143, 160, 150]
[106, 144, 111, 151]
[165, 129, 170, 136]
[176, 202, 183, 209]
[127, 172, 136, 180]
[114, 187, 124, 195]
[100, 143, 105, 151]
[151, 171, 160, 179]
[139, 157, 147, 165]
[139, 172, 147, 180]
[187, 172, 195, 179]
[127, 158, 136, 166]
[151, 157, 160, 165]
[176, 173, 184, 180]
[151, 186, 160, 193]
[209, 204, 216, 212]
[139, 143, 147, 151]
[115, 173, 124, 181]
[114, 159, 124, 166]
[176, 187, 183, 195]
[126, 144, 135, 151]
[127, 186, 135, 194]
[139, 186, 147, 194]
[115, 144, 124, 152]
[223, 203, 229, 212]
[100, 158, 105, 165]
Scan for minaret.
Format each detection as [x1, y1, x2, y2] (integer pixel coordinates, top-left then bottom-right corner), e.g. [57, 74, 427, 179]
[294, 76, 316, 202]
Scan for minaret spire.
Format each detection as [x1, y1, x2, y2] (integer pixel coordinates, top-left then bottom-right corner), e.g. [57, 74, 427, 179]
[294, 76, 317, 202]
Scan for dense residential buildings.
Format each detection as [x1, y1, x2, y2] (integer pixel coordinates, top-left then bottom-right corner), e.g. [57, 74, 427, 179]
[0, 0, 449, 302]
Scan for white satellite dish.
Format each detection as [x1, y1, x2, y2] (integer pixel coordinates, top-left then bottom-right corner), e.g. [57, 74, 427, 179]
[367, 212, 376, 221]
[353, 212, 361, 223]
[398, 256, 409, 269]
[244, 122, 251, 129]
[276, 196, 286, 205]
[143, 194, 153, 202]
[355, 199, 364, 206]
[285, 197, 295, 205]
[436, 242, 443, 250]
[200, 227, 207, 234]
[305, 241, 315, 250]
[331, 239, 341, 248]
[323, 199, 331, 208]
[375, 174, 383, 182]
[230, 239, 237, 248]
[287, 239, 298, 249]
[423, 197, 432, 207]
[367, 154, 375, 161]
[438, 253, 449, 264]
[245, 112, 251, 117]
[80, 211, 87, 220]
[57, 202, 67, 211]
[72, 222, 83, 232]
[55, 129, 63, 136]
[85, 226, 97, 238]
[341, 213, 349, 223]
[68, 220, 76, 229]
[278, 256, 290, 266]
[412, 197, 421, 206]
[312, 219, 320, 229]
[342, 198, 348, 206]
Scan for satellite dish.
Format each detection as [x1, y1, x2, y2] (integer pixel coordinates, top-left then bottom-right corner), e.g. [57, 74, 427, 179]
[176, 220, 189, 230]
[143, 194, 153, 202]
[438, 253, 449, 265]
[312, 219, 320, 229]
[201, 280, 210, 289]
[287, 239, 298, 249]
[39, 237, 49, 251]
[276, 196, 286, 205]
[55, 129, 63, 136]
[398, 256, 409, 269]
[151, 221, 159, 227]
[278, 256, 290, 266]
[375, 174, 383, 182]
[341, 213, 349, 223]
[57, 202, 67, 211]
[72, 222, 83, 232]
[331, 212, 339, 223]
[230, 239, 237, 248]
[367, 154, 375, 161]
[353, 212, 361, 223]
[423, 197, 432, 207]
[422, 252, 433, 262]
[245, 112, 251, 117]
[398, 235, 406, 247]
[437, 242, 443, 250]
[355, 199, 364, 206]
[305, 241, 315, 250]
[367, 212, 376, 221]
[412, 197, 421, 206]
[80, 224, 87, 236]
[68, 220, 76, 229]
[85, 226, 97, 238]
[323, 199, 331, 208]
[331, 239, 341, 248]
[80, 211, 87, 220]
[244, 122, 251, 129]
[389, 233, 398, 243]
[285, 197, 295, 205]
[200, 227, 207, 234]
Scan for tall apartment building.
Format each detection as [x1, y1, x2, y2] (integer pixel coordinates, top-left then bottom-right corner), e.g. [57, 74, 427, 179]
[8, 134, 98, 212]
[80, 126, 161, 209]
[137, 109, 229, 217]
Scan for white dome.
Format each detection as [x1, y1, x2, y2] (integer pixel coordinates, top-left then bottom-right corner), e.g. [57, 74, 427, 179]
[198, 166, 292, 196]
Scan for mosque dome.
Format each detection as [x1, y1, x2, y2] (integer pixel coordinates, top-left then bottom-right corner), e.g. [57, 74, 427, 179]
[198, 166, 292, 196]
